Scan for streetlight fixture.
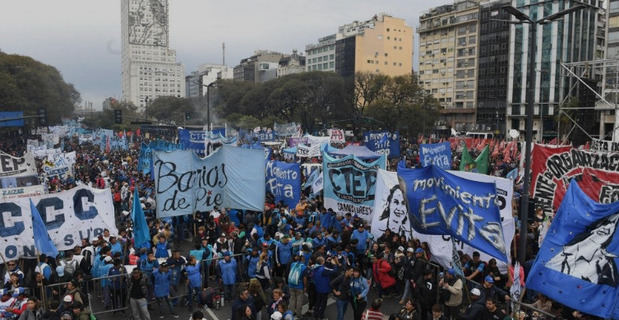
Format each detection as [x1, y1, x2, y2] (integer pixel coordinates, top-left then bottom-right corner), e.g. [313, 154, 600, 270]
[502, 3, 587, 264]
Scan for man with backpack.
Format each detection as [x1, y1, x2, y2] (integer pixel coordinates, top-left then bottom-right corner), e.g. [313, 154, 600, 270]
[371, 254, 395, 298]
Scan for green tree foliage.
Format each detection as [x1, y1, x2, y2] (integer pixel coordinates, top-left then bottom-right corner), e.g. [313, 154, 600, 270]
[82, 100, 140, 130]
[146, 96, 201, 124]
[0, 51, 80, 124]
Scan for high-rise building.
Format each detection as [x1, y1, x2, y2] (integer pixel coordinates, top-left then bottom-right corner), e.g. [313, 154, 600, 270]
[277, 50, 306, 77]
[476, 0, 510, 133]
[306, 34, 337, 72]
[121, 0, 185, 111]
[418, 0, 480, 131]
[233, 51, 285, 83]
[185, 64, 233, 98]
[598, 0, 618, 139]
[506, 0, 604, 141]
[335, 14, 413, 78]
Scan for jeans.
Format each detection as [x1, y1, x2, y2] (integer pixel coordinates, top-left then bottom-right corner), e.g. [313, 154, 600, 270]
[130, 297, 151, 320]
[352, 299, 367, 320]
[156, 296, 174, 316]
[401, 279, 412, 302]
[187, 286, 201, 307]
[314, 292, 328, 319]
[223, 284, 234, 300]
[289, 288, 305, 316]
[336, 299, 348, 320]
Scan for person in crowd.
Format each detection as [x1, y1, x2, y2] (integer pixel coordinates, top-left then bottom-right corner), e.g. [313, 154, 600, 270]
[191, 310, 207, 320]
[128, 269, 151, 320]
[439, 268, 462, 320]
[275, 235, 293, 278]
[218, 251, 238, 301]
[17, 297, 43, 320]
[459, 288, 485, 320]
[166, 249, 186, 306]
[431, 304, 446, 320]
[311, 256, 339, 320]
[152, 263, 178, 318]
[372, 253, 396, 298]
[415, 268, 437, 320]
[393, 297, 419, 320]
[482, 298, 506, 320]
[70, 302, 91, 320]
[185, 255, 202, 311]
[256, 252, 272, 290]
[287, 252, 308, 317]
[330, 266, 354, 320]
[361, 298, 385, 320]
[247, 279, 266, 320]
[464, 251, 485, 283]
[267, 288, 284, 317]
[231, 288, 253, 320]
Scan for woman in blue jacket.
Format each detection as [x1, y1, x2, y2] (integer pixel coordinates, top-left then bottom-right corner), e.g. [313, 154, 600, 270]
[218, 251, 238, 301]
[349, 267, 370, 320]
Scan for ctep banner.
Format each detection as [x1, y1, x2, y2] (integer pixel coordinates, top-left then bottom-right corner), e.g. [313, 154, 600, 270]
[322, 152, 386, 221]
[419, 142, 452, 170]
[0, 151, 37, 178]
[398, 165, 508, 262]
[153, 146, 265, 218]
[531, 144, 619, 217]
[0, 186, 117, 259]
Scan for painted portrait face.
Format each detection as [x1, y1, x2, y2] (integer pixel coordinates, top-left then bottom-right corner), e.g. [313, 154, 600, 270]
[389, 189, 406, 220]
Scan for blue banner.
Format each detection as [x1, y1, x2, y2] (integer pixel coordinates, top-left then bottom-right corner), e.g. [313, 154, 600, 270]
[526, 180, 619, 319]
[397, 165, 507, 262]
[419, 142, 452, 170]
[322, 152, 386, 221]
[153, 145, 265, 217]
[363, 131, 400, 158]
[178, 129, 206, 155]
[239, 129, 274, 142]
[266, 161, 301, 208]
[0, 112, 24, 127]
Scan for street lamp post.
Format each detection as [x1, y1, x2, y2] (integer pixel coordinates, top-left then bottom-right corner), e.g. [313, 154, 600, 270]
[502, 3, 586, 264]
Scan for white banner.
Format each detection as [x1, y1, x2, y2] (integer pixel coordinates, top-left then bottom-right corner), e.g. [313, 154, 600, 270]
[590, 138, 619, 153]
[1, 185, 45, 201]
[0, 186, 117, 259]
[43, 151, 76, 178]
[306, 135, 330, 146]
[296, 144, 321, 158]
[371, 169, 412, 238]
[0, 151, 37, 178]
[31, 147, 62, 159]
[412, 171, 515, 272]
[328, 129, 345, 144]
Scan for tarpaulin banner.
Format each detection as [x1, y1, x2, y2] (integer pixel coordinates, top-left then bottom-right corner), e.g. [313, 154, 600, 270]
[398, 165, 508, 262]
[1, 185, 45, 201]
[531, 144, 619, 217]
[526, 180, 619, 319]
[322, 152, 386, 221]
[412, 171, 515, 272]
[328, 129, 345, 144]
[42, 151, 76, 179]
[590, 138, 619, 153]
[138, 140, 183, 176]
[371, 169, 413, 239]
[419, 142, 452, 170]
[153, 145, 265, 217]
[287, 137, 304, 147]
[296, 144, 321, 158]
[0, 151, 37, 178]
[266, 161, 301, 208]
[363, 131, 400, 158]
[0, 186, 117, 259]
[274, 122, 302, 137]
[178, 129, 206, 155]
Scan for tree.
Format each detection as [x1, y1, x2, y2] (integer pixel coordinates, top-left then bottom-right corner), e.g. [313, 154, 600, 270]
[146, 96, 200, 124]
[0, 52, 80, 124]
[82, 100, 140, 130]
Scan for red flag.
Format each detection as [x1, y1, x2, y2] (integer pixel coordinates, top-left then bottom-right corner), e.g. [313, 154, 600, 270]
[105, 136, 111, 153]
[136, 128, 141, 137]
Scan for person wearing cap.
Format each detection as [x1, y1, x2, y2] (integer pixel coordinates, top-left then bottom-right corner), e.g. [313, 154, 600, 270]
[351, 224, 370, 255]
[412, 248, 428, 284]
[65, 280, 84, 306]
[128, 269, 151, 320]
[99, 255, 114, 309]
[458, 287, 485, 320]
[0, 288, 16, 317]
[199, 237, 214, 287]
[287, 252, 308, 317]
[481, 275, 510, 306]
[154, 234, 170, 259]
[275, 235, 292, 278]
[4, 287, 27, 317]
[439, 268, 462, 319]
[108, 259, 128, 311]
[165, 249, 186, 306]
[464, 251, 485, 283]
[218, 251, 238, 301]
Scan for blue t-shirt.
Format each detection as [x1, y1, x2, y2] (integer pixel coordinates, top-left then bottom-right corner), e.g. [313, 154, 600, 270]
[351, 230, 370, 252]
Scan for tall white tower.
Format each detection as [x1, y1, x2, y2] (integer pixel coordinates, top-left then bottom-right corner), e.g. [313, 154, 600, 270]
[121, 0, 185, 112]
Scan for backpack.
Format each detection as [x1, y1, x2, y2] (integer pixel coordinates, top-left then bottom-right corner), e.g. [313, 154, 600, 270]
[64, 260, 77, 276]
[80, 251, 92, 274]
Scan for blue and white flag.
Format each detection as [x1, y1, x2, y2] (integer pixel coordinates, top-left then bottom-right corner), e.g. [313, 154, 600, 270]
[363, 131, 400, 158]
[397, 165, 507, 262]
[419, 142, 452, 170]
[526, 180, 619, 319]
[266, 161, 301, 208]
[322, 152, 386, 221]
[153, 146, 265, 217]
[30, 199, 58, 257]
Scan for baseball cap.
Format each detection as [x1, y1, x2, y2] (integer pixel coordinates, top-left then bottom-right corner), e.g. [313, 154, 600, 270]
[485, 275, 494, 283]
[223, 251, 231, 257]
[397, 246, 404, 252]
[470, 288, 481, 296]
[447, 268, 456, 276]
[415, 248, 424, 254]
[406, 247, 415, 253]
[56, 266, 65, 277]
[63, 295, 73, 303]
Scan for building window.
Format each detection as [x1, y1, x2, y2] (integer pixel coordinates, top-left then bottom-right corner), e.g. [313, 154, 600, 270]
[384, 53, 388, 57]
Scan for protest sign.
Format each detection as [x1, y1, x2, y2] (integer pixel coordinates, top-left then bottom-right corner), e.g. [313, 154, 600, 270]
[0, 186, 117, 259]
[296, 144, 321, 158]
[0, 151, 37, 177]
[398, 165, 508, 262]
[153, 145, 265, 217]
[322, 152, 386, 221]
[419, 142, 452, 170]
[590, 138, 619, 152]
[328, 129, 345, 144]
[42, 151, 76, 179]
[266, 161, 301, 208]
[527, 180, 619, 319]
[531, 144, 619, 217]
[178, 129, 207, 155]
[371, 169, 412, 240]
[1, 185, 45, 201]
[363, 131, 400, 158]
[410, 171, 515, 271]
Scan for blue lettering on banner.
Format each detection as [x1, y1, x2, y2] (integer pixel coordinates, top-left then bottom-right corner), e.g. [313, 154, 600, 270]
[398, 165, 507, 262]
[323, 152, 386, 220]
[153, 145, 265, 218]
[363, 131, 400, 158]
[0, 186, 117, 258]
[419, 142, 452, 170]
[266, 161, 301, 208]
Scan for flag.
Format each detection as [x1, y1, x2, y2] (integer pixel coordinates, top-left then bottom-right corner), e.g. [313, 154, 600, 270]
[30, 199, 58, 257]
[510, 261, 522, 313]
[105, 135, 111, 153]
[131, 188, 150, 249]
[526, 180, 619, 319]
[460, 145, 489, 174]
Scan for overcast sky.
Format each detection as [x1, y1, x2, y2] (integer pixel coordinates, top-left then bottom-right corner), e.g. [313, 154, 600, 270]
[1, 0, 451, 109]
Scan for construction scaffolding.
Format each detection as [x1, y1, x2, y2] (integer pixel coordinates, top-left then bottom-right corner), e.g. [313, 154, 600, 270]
[559, 59, 619, 142]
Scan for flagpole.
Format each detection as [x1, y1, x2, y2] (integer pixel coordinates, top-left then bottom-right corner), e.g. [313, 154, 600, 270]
[35, 250, 46, 309]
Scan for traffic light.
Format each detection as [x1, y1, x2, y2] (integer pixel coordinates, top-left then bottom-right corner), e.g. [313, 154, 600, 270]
[185, 112, 191, 121]
[114, 109, 122, 124]
[37, 108, 47, 126]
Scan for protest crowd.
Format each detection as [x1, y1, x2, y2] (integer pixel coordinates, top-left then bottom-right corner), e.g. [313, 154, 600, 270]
[0, 122, 614, 320]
